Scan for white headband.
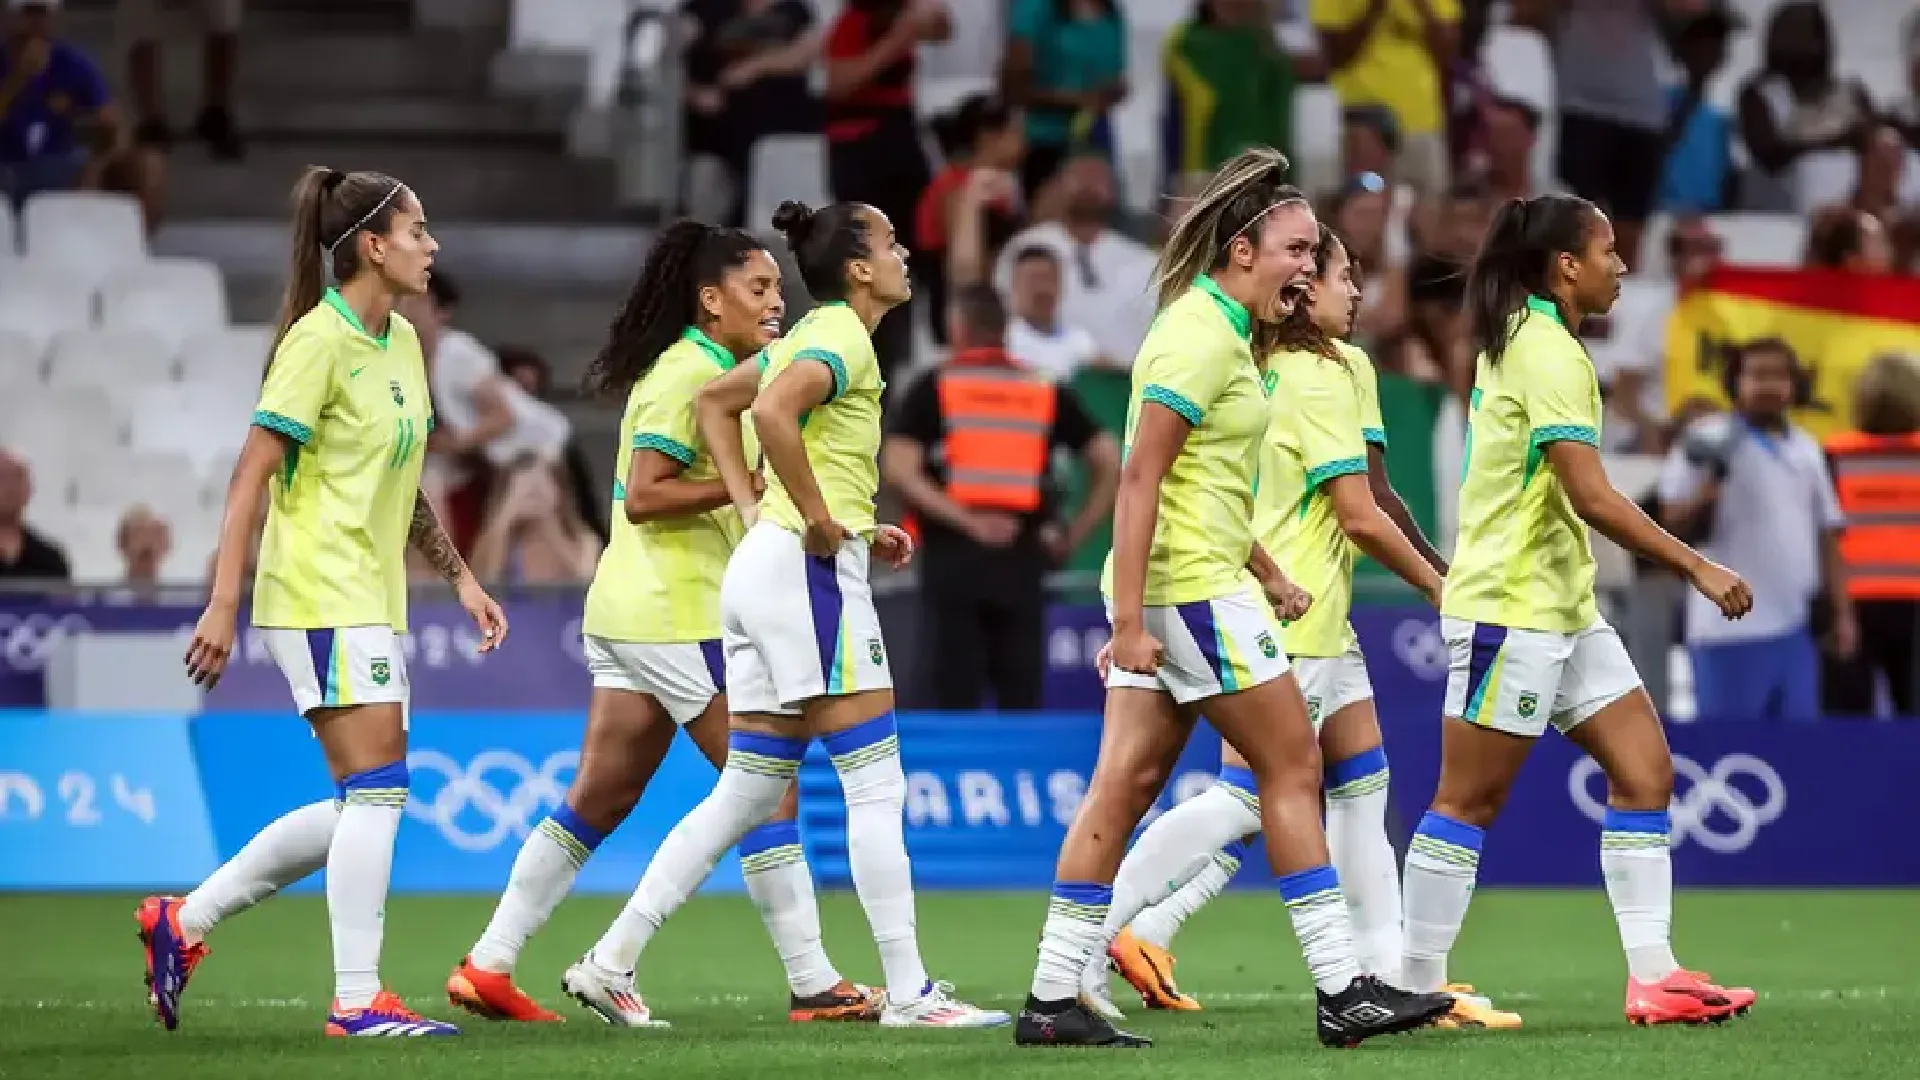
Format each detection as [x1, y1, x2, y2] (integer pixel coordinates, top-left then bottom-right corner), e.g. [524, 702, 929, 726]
[1227, 195, 1309, 247]
[326, 182, 405, 255]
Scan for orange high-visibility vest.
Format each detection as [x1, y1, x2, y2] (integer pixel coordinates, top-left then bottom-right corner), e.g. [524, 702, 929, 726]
[1827, 431, 1920, 600]
[936, 360, 1057, 513]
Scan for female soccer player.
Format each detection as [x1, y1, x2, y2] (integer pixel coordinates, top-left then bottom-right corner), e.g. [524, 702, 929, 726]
[1399, 193, 1757, 1026]
[445, 221, 879, 1027]
[140, 166, 509, 1037]
[1084, 226, 1520, 1030]
[1014, 149, 1456, 1050]
[567, 199, 1006, 1029]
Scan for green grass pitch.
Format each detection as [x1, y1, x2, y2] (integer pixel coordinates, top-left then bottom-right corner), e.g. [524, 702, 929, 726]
[4, 890, 1915, 1079]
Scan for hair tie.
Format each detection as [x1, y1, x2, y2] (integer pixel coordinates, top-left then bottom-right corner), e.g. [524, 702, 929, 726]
[326, 181, 404, 255]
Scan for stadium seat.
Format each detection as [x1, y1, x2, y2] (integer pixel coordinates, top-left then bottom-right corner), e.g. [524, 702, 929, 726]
[0, 202, 14, 255]
[54, 505, 127, 583]
[0, 328, 45, 385]
[124, 381, 253, 479]
[100, 259, 229, 351]
[71, 450, 202, 513]
[20, 192, 147, 293]
[177, 324, 272, 385]
[1716, 214, 1808, 269]
[6, 387, 122, 465]
[1291, 84, 1342, 199]
[44, 328, 178, 393]
[0, 275, 94, 348]
[746, 136, 830, 240]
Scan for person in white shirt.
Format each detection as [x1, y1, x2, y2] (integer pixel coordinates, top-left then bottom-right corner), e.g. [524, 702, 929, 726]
[993, 154, 1156, 368]
[1004, 244, 1107, 381]
[414, 273, 574, 474]
[1657, 338, 1855, 720]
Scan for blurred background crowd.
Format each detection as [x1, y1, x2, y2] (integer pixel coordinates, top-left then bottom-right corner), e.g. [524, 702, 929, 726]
[2, 0, 1918, 718]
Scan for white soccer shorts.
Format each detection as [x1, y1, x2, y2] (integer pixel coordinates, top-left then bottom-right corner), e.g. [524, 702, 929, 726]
[1104, 588, 1291, 705]
[583, 635, 725, 725]
[719, 520, 893, 716]
[259, 625, 409, 721]
[1293, 644, 1375, 731]
[1440, 616, 1642, 738]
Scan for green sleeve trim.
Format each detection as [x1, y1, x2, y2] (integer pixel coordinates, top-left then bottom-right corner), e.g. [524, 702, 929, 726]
[252, 410, 312, 446]
[754, 349, 770, 374]
[633, 432, 696, 465]
[1305, 456, 1368, 489]
[427, 415, 437, 433]
[1141, 384, 1203, 426]
[1530, 424, 1599, 449]
[793, 347, 848, 401]
[1362, 426, 1387, 448]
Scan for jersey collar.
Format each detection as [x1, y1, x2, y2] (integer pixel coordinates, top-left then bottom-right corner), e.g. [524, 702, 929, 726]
[681, 326, 737, 370]
[1194, 275, 1252, 341]
[1525, 295, 1567, 328]
[323, 287, 391, 349]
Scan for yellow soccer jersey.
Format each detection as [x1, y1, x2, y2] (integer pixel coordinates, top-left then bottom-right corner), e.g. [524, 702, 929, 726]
[582, 327, 759, 643]
[1102, 276, 1270, 607]
[1442, 296, 1603, 633]
[1255, 346, 1371, 657]
[758, 302, 884, 538]
[1347, 340, 1388, 452]
[251, 289, 433, 633]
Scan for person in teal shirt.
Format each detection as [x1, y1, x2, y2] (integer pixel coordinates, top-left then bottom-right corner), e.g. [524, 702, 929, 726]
[1001, 0, 1126, 200]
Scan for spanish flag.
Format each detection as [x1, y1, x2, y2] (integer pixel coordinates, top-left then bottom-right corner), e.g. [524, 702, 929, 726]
[1664, 268, 1920, 440]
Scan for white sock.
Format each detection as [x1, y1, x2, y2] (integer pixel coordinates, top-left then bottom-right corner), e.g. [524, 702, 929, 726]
[1130, 845, 1243, 950]
[470, 805, 606, 973]
[1110, 777, 1261, 951]
[589, 732, 801, 975]
[328, 761, 410, 1010]
[1602, 808, 1680, 982]
[1031, 881, 1111, 1003]
[179, 800, 338, 940]
[1401, 811, 1484, 993]
[1324, 748, 1402, 981]
[1277, 865, 1362, 995]
[740, 819, 842, 997]
[824, 714, 928, 1003]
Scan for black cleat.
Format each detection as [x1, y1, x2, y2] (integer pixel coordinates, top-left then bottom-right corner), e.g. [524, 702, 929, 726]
[1015, 997, 1152, 1048]
[1316, 975, 1455, 1048]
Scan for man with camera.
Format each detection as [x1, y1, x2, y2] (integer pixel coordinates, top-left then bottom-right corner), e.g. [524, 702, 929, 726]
[1657, 338, 1856, 720]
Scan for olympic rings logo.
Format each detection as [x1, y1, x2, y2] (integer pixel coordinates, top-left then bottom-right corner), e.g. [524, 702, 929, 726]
[405, 749, 578, 852]
[1567, 753, 1786, 854]
[1391, 618, 1450, 682]
[0, 613, 94, 672]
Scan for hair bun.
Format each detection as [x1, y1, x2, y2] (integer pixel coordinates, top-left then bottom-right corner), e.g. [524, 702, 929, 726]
[771, 200, 815, 241]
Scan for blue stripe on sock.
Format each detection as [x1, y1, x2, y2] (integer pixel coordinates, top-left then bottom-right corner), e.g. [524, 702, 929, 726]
[1602, 808, 1672, 835]
[1415, 811, 1485, 853]
[1051, 880, 1113, 906]
[1218, 765, 1257, 792]
[1324, 746, 1389, 790]
[740, 819, 801, 858]
[820, 712, 897, 757]
[340, 760, 409, 793]
[1221, 839, 1250, 863]
[1276, 864, 1340, 902]
[729, 729, 809, 761]
[548, 802, 607, 852]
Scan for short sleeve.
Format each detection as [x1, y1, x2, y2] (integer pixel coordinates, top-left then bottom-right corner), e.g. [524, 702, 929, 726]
[1296, 362, 1369, 489]
[1807, 439, 1844, 529]
[253, 326, 335, 445]
[884, 371, 943, 444]
[1309, 0, 1361, 30]
[1521, 345, 1602, 451]
[628, 363, 700, 467]
[1051, 385, 1100, 452]
[58, 46, 110, 111]
[1009, 0, 1051, 42]
[1355, 360, 1387, 448]
[1133, 316, 1235, 428]
[1656, 442, 1707, 504]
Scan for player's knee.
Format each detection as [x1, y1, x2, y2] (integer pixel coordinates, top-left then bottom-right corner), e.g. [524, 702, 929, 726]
[824, 712, 904, 808]
[336, 759, 409, 807]
[564, 777, 642, 834]
[1606, 752, 1673, 812]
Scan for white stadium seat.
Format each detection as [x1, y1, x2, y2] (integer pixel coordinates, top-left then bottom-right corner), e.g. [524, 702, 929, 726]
[177, 324, 272, 385]
[20, 192, 147, 292]
[5, 387, 122, 465]
[71, 450, 202, 513]
[44, 327, 178, 392]
[0, 276, 94, 348]
[100, 259, 229, 350]
[53, 505, 127, 583]
[746, 135, 830, 242]
[123, 380, 253, 479]
[0, 202, 16, 255]
[0, 328, 46, 385]
[1716, 214, 1808, 269]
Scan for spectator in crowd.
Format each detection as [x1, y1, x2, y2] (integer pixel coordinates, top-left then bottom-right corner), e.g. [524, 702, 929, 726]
[881, 283, 1119, 710]
[1162, 0, 1299, 188]
[1004, 244, 1108, 380]
[1000, 0, 1127, 201]
[1475, 95, 1553, 203]
[1737, 0, 1876, 213]
[1823, 352, 1920, 716]
[823, 0, 951, 382]
[1590, 216, 1724, 453]
[1657, 338, 1852, 720]
[1656, 4, 1740, 215]
[1442, 0, 1494, 180]
[1894, 11, 1920, 154]
[1313, 0, 1457, 198]
[1849, 125, 1920, 224]
[994, 153, 1156, 368]
[1339, 104, 1398, 186]
[497, 346, 609, 548]
[467, 458, 600, 587]
[1325, 170, 1408, 350]
[119, 0, 241, 158]
[0, 0, 124, 208]
[0, 448, 67, 581]
[115, 504, 170, 596]
[679, 0, 822, 227]
[916, 94, 1026, 340]
[1805, 206, 1894, 274]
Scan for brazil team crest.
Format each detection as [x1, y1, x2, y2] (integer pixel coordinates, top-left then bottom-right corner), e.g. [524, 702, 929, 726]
[1517, 691, 1538, 719]
[1255, 632, 1278, 659]
[1306, 695, 1323, 724]
[868, 639, 884, 665]
[390, 380, 405, 407]
[370, 658, 391, 686]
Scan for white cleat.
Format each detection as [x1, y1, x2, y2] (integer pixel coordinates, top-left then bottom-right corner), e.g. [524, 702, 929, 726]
[879, 980, 1012, 1028]
[1079, 957, 1126, 1021]
[560, 956, 671, 1028]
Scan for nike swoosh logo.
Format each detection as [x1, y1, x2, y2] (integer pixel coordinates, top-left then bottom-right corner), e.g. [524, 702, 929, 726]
[350, 366, 367, 378]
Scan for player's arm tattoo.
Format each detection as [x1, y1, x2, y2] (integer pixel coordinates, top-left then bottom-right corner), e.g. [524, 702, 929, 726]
[408, 490, 468, 586]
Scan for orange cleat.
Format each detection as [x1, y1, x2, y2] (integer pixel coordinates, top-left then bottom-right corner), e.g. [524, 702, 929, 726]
[1107, 928, 1201, 1011]
[788, 980, 884, 1022]
[135, 896, 209, 1030]
[1431, 983, 1523, 1030]
[446, 958, 564, 1022]
[1624, 969, 1750, 1026]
